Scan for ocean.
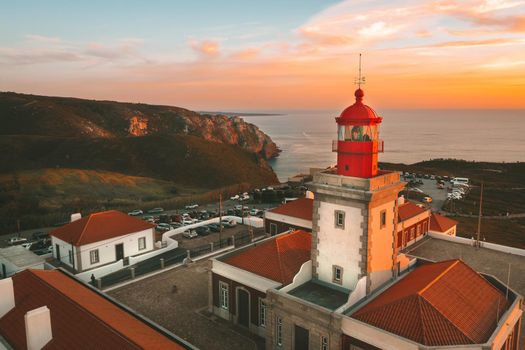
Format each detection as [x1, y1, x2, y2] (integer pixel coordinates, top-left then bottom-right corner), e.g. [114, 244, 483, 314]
[242, 109, 525, 182]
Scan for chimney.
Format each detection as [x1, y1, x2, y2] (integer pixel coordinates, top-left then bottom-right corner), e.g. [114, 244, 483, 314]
[70, 213, 81, 222]
[0, 278, 15, 318]
[398, 195, 405, 205]
[25, 306, 53, 350]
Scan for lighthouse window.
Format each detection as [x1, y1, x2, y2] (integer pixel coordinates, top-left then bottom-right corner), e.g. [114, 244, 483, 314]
[380, 210, 386, 228]
[335, 210, 345, 229]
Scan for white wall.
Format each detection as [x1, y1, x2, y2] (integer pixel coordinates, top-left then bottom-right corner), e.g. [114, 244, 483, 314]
[280, 260, 312, 293]
[264, 212, 312, 230]
[429, 232, 525, 257]
[212, 259, 282, 293]
[0, 258, 44, 278]
[316, 201, 363, 290]
[51, 236, 76, 269]
[77, 228, 154, 272]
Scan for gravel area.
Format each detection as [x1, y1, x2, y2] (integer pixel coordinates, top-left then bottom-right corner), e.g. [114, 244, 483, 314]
[108, 258, 265, 350]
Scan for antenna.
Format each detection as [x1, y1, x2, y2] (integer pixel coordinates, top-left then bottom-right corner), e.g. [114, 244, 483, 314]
[354, 53, 366, 88]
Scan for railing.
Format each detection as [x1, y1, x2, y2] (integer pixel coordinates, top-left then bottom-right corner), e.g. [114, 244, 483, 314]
[332, 139, 384, 152]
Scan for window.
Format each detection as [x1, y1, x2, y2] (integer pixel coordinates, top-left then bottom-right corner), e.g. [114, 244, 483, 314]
[410, 227, 415, 240]
[320, 335, 328, 350]
[219, 281, 229, 310]
[417, 224, 421, 236]
[270, 223, 277, 236]
[259, 299, 267, 328]
[333, 265, 343, 284]
[335, 210, 345, 229]
[90, 249, 99, 264]
[138, 237, 146, 250]
[380, 210, 386, 228]
[276, 316, 283, 346]
[68, 250, 73, 264]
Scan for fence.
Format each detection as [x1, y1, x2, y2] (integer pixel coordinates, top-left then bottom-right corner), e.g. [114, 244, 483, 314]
[97, 230, 259, 290]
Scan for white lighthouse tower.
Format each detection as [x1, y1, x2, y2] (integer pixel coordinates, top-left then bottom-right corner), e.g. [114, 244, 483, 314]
[309, 81, 405, 293]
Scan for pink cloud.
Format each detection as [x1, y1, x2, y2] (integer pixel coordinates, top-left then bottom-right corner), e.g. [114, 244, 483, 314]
[190, 40, 221, 58]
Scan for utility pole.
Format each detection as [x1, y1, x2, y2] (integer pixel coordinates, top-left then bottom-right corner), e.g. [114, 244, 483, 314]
[476, 182, 483, 248]
[219, 193, 223, 247]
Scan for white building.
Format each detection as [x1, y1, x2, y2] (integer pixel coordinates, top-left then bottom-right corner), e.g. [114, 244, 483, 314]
[50, 210, 156, 273]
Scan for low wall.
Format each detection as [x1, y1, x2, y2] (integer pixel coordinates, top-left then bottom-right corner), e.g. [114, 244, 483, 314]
[429, 232, 525, 257]
[128, 242, 178, 266]
[76, 259, 124, 282]
[280, 260, 312, 293]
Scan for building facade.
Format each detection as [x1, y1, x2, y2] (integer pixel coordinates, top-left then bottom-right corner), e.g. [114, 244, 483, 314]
[50, 210, 155, 273]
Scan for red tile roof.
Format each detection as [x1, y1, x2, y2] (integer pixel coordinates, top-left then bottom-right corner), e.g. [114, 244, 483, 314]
[0, 269, 185, 349]
[397, 202, 429, 222]
[225, 230, 311, 285]
[352, 260, 509, 346]
[51, 210, 155, 246]
[430, 213, 458, 232]
[268, 198, 313, 221]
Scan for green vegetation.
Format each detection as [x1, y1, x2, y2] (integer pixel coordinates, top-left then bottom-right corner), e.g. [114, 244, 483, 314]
[455, 216, 525, 249]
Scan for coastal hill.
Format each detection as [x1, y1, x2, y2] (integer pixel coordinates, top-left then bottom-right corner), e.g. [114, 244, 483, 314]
[0, 91, 279, 159]
[0, 92, 279, 231]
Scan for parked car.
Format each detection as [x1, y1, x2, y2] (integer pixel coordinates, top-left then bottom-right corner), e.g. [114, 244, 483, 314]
[182, 230, 198, 239]
[142, 215, 155, 223]
[250, 209, 262, 216]
[221, 219, 237, 228]
[437, 183, 445, 189]
[240, 194, 250, 201]
[7, 237, 27, 245]
[196, 226, 210, 236]
[423, 196, 433, 203]
[182, 218, 196, 225]
[156, 223, 172, 232]
[148, 207, 164, 214]
[31, 231, 50, 242]
[230, 195, 240, 200]
[207, 223, 221, 232]
[128, 209, 143, 216]
[185, 204, 199, 209]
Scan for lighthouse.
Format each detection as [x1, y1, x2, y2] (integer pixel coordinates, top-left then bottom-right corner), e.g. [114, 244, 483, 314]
[334, 88, 383, 178]
[309, 58, 405, 293]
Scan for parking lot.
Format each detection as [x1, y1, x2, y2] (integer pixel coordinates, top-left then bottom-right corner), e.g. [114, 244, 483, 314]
[402, 177, 449, 212]
[174, 224, 266, 250]
[108, 258, 265, 350]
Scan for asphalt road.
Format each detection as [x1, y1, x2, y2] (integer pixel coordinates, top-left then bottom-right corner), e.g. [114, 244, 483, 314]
[403, 178, 448, 211]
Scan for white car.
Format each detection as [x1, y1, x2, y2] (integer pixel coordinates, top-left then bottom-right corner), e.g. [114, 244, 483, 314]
[230, 195, 240, 200]
[182, 230, 198, 239]
[128, 209, 143, 216]
[182, 219, 194, 225]
[7, 237, 27, 245]
[185, 204, 199, 209]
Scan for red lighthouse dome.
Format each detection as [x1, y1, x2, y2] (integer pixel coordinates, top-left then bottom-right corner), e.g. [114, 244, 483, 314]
[336, 89, 382, 125]
[334, 88, 384, 178]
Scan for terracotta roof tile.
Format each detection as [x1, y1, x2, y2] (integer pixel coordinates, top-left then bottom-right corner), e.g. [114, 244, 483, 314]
[224, 230, 311, 285]
[429, 213, 458, 232]
[51, 210, 155, 246]
[268, 198, 313, 221]
[353, 260, 509, 346]
[0, 269, 185, 349]
[398, 202, 429, 222]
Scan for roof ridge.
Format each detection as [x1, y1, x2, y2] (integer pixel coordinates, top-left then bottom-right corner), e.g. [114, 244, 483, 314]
[418, 260, 459, 295]
[76, 212, 94, 245]
[275, 236, 286, 284]
[354, 293, 418, 316]
[416, 296, 427, 345]
[418, 289, 477, 344]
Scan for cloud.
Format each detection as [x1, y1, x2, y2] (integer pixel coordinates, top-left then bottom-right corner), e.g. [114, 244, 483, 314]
[230, 48, 259, 60]
[25, 34, 62, 44]
[190, 40, 221, 58]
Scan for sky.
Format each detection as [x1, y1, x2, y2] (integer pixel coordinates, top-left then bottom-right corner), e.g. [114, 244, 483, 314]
[1, 0, 525, 110]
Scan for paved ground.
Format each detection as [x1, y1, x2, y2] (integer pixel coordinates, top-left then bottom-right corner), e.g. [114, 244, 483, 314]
[108, 258, 265, 350]
[405, 237, 525, 348]
[97, 247, 188, 288]
[403, 177, 448, 211]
